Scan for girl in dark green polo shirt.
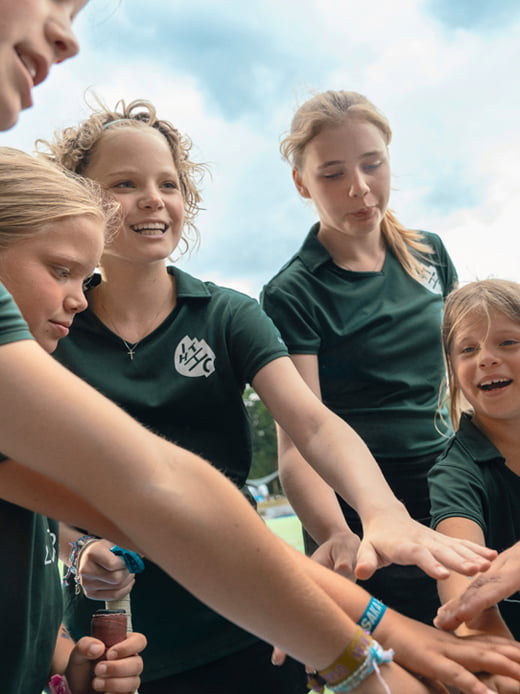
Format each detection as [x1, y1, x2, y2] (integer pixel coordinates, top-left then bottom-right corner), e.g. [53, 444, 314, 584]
[262, 90, 458, 625]
[430, 279, 520, 656]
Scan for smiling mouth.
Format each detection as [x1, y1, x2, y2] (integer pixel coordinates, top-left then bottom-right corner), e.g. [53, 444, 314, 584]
[478, 378, 513, 391]
[131, 222, 168, 236]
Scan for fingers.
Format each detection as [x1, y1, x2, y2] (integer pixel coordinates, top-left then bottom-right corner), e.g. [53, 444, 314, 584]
[271, 646, 287, 666]
[354, 541, 379, 581]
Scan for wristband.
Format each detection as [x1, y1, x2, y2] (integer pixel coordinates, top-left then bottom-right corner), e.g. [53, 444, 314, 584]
[357, 596, 386, 634]
[307, 626, 372, 691]
[47, 674, 72, 694]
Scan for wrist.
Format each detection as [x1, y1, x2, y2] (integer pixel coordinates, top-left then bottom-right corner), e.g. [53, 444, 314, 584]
[62, 535, 99, 594]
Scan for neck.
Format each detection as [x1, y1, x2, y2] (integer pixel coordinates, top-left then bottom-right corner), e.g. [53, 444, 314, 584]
[472, 413, 520, 474]
[317, 227, 386, 272]
[90, 259, 176, 344]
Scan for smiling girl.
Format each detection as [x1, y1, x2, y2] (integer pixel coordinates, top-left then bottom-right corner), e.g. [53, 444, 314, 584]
[430, 279, 520, 643]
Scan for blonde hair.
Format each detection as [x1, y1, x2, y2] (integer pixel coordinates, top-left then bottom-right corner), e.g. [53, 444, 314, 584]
[37, 98, 207, 256]
[0, 146, 120, 250]
[281, 90, 433, 280]
[442, 279, 520, 427]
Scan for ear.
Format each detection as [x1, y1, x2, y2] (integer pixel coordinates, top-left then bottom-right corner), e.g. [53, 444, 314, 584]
[292, 167, 311, 199]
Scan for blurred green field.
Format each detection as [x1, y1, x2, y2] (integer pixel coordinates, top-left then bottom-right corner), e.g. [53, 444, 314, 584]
[265, 512, 304, 553]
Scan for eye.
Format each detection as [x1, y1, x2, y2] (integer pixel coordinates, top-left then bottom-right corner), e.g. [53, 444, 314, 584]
[53, 266, 70, 280]
[322, 171, 343, 180]
[363, 161, 383, 172]
[112, 180, 135, 189]
[501, 339, 520, 346]
[162, 180, 179, 190]
[460, 345, 476, 355]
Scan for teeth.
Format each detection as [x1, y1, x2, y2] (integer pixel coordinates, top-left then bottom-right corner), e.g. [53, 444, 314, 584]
[17, 50, 37, 80]
[132, 223, 167, 234]
[479, 379, 512, 391]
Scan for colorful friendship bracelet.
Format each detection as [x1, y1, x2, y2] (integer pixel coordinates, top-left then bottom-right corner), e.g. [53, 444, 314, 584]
[357, 596, 386, 634]
[327, 640, 394, 692]
[307, 626, 372, 691]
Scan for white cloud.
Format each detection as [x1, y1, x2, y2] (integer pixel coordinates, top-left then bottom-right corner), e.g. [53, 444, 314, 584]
[4, 0, 520, 296]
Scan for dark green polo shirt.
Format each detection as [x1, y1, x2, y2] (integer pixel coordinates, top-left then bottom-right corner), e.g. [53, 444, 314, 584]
[261, 224, 456, 460]
[0, 283, 61, 693]
[55, 266, 288, 680]
[429, 413, 520, 638]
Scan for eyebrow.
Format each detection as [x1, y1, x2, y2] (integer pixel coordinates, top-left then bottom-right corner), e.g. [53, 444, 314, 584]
[316, 150, 385, 171]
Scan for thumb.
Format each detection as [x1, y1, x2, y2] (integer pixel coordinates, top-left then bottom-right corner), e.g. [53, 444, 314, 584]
[67, 637, 105, 666]
[354, 541, 379, 581]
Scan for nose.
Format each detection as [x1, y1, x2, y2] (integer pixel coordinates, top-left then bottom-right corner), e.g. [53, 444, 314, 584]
[348, 169, 370, 199]
[138, 187, 165, 210]
[479, 345, 501, 368]
[65, 286, 88, 314]
[46, 20, 80, 64]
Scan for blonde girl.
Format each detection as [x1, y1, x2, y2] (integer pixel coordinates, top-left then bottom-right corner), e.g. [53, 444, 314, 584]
[430, 279, 520, 692]
[262, 89, 458, 625]
[0, 146, 145, 694]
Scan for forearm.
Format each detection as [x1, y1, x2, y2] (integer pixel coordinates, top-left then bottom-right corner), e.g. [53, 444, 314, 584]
[279, 440, 357, 545]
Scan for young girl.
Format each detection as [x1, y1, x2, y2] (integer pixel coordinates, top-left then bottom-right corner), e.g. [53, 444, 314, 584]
[429, 278, 520, 688]
[261, 89, 457, 624]
[0, 146, 145, 694]
[40, 98, 491, 694]
[0, 0, 86, 131]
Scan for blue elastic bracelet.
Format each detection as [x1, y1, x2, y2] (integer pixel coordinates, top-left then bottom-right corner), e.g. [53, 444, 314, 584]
[110, 546, 145, 573]
[357, 597, 386, 634]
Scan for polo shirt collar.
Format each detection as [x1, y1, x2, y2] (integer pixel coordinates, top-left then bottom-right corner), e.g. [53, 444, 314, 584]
[458, 412, 505, 465]
[297, 223, 333, 273]
[167, 266, 211, 300]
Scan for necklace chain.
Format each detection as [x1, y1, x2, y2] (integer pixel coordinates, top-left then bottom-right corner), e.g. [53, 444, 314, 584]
[99, 292, 173, 361]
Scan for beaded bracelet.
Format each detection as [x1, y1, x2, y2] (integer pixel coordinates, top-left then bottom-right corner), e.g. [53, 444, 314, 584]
[62, 534, 98, 594]
[357, 596, 386, 634]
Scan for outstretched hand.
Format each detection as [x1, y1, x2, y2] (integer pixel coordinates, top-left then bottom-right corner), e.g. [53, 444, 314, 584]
[434, 542, 520, 633]
[310, 530, 360, 580]
[376, 607, 520, 694]
[355, 513, 496, 581]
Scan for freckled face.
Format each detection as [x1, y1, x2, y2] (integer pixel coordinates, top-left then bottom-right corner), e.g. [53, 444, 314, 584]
[293, 118, 391, 244]
[0, 0, 87, 130]
[85, 128, 185, 266]
[0, 215, 103, 353]
[450, 312, 520, 428]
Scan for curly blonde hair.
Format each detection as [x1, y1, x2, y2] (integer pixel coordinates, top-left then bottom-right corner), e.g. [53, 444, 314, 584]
[281, 90, 433, 280]
[442, 279, 520, 428]
[37, 98, 207, 255]
[0, 146, 120, 250]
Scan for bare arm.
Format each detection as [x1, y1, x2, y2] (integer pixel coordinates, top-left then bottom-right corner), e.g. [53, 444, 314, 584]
[253, 355, 496, 580]
[0, 340, 365, 668]
[436, 517, 512, 639]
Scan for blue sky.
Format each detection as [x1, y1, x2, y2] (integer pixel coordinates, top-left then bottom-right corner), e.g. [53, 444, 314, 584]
[5, 0, 520, 297]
